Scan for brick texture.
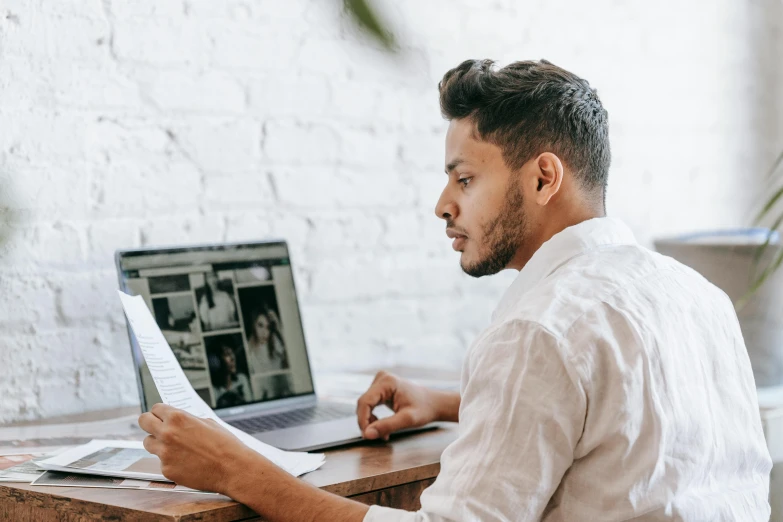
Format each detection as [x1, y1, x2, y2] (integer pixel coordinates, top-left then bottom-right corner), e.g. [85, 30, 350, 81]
[1, 0, 782, 422]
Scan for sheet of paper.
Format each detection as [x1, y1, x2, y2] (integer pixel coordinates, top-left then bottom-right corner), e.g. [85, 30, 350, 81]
[117, 291, 324, 477]
[32, 470, 214, 494]
[37, 440, 169, 482]
[0, 453, 48, 483]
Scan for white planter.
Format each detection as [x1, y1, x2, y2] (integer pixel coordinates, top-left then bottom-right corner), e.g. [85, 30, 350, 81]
[654, 237, 783, 387]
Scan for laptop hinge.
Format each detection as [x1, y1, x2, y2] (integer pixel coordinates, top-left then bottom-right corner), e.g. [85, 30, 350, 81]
[218, 394, 319, 421]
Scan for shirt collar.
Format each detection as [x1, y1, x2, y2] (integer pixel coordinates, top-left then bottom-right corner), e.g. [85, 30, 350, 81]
[492, 217, 637, 321]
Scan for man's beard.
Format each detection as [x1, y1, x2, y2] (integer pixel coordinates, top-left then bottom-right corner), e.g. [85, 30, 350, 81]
[460, 182, 527, 278]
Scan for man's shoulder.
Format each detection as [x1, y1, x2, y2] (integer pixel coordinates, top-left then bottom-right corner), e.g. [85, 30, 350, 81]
[501, 243, 727, 339]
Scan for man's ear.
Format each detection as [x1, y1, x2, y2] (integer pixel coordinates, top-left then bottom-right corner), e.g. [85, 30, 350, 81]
[532, 152, 564, 206]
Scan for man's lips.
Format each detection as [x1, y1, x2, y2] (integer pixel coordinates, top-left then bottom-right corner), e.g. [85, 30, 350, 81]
[446, 229, 468, 251]
[446, 229, 467, 240]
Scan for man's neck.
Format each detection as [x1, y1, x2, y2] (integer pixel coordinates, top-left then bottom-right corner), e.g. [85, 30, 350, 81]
[508, 207, 605, 271]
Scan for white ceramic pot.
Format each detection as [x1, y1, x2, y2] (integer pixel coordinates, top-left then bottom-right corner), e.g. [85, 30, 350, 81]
[655, 236, 783, 387]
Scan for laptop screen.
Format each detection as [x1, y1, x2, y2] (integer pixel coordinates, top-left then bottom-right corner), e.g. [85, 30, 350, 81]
[116, 241, 315, 412]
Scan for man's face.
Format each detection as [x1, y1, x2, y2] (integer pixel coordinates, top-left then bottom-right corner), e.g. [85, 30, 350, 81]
[435, 119, 529, 277]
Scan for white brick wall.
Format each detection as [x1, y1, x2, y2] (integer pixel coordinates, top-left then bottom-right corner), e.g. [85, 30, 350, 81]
[1, 0, 782, 422]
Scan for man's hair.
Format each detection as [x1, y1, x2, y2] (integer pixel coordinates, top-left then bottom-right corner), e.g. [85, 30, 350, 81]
[438, 59, 611, 199]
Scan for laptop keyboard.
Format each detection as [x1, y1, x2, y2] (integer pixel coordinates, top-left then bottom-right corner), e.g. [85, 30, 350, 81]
[227, 403, 356, 434]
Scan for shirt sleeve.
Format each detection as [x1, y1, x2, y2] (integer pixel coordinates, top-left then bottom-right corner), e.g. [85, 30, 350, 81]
[363, 320, 586, 522]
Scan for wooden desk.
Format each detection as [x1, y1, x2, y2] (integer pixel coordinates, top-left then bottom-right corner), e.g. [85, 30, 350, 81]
[0, 411, 457, 521]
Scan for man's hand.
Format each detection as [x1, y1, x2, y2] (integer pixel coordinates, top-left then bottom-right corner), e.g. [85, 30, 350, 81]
[139, 404, 370, 522]
[356, 371, 460, 441]
[138, 404, 265, 495]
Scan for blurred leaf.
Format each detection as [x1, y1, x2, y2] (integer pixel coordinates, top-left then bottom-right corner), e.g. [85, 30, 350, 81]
[743, 149, 783, 306]
[764, 147, 783, 181]
[739, 240, 783, 310]
[751, 210, 783, 272]
[739, 208, 783, 309]
[343, 0, 395, 50]
[754, 182, 783, 224]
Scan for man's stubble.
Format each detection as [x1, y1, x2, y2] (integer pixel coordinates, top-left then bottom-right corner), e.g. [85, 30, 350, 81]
[461, 181, 528, 278]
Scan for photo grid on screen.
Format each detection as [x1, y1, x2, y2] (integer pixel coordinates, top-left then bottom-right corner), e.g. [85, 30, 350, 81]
[125, 252, 308, 410]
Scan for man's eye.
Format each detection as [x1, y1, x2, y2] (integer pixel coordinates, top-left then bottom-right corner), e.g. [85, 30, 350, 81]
[458, 177, 472, 187]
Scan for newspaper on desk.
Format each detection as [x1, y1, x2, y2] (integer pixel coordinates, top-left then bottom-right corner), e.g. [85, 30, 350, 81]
[113, 291, 325, 477]
[37, 439, 172, 482]
[0, 453, 48, 482]
[32, 470, 214, 494]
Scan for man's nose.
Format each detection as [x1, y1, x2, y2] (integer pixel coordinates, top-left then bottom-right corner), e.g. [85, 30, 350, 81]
[435, 188, 458, 221]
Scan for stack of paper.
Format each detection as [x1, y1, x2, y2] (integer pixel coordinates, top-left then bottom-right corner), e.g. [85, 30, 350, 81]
[31, 470, 210, 494]
[0, 453, 49, 483]
[37, 440, 171, 482]
[10, 443, 211, 494]
[116, 292, 325, 478]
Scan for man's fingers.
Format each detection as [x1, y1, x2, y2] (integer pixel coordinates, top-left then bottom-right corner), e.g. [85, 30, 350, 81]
[150, 403, 177, 421]
[138, 411, 164, 436]
[356, 387, 383, 433]
[142, 435, 163, 456]
[362, 413, 378, 435]
[356, 378, 395, 432]
[357, 373, 401, 433]
[364, 410, 415, 440]
[371, 371, 387, 385]
[150, 404, 197, 430]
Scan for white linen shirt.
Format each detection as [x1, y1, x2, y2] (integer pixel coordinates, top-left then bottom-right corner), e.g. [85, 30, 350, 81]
[365, 217, 771, 522]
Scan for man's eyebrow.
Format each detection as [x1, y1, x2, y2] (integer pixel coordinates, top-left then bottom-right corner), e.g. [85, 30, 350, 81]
[445, 159, 465, 173]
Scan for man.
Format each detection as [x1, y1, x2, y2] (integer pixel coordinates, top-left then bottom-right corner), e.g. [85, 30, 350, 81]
[139, 59, 772, 521]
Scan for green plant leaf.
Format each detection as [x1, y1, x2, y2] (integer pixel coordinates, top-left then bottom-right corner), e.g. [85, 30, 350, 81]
[751, 210, 783, 275]
[765, 147, 783, 180]
[343, 0, 395, 50]
[744, 149, 783, 306]
[738, 244, 783, 310]
[744, 209, 783, 309]
[753, 184, 783, 224]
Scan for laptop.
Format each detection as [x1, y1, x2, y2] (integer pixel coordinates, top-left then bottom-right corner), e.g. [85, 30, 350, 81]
[116, 240, 426, 451]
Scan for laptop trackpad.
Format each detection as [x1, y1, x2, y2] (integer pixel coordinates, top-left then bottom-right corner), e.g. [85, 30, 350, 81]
[255, 418, 363, 452]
